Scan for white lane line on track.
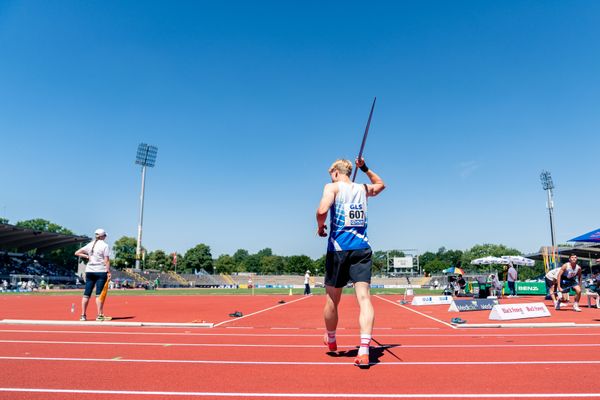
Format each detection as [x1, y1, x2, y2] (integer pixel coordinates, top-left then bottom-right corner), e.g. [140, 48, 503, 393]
[2, 356, 600, 366]
[4, 339, 600, 349]
[2, 329, 600, 338]
[375, 295, 456, 329]
[409, 327, 440, 330]
[213, 296, 311, 327]
[1, 388, 600, 398]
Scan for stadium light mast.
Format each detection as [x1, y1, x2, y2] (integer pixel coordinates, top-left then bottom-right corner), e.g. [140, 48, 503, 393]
[540, 170, 556, 249]
[134, 143, 158, 270]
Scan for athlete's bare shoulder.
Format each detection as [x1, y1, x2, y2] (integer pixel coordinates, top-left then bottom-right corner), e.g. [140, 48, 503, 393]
[323, 182, 339, 194]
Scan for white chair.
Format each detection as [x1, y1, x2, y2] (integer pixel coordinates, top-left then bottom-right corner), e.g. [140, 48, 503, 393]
[585, 289, 599, 308]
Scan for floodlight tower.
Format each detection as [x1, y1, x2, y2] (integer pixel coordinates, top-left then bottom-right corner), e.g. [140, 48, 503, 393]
[135, 143, 158, 270]
[540, 170, 556, 249]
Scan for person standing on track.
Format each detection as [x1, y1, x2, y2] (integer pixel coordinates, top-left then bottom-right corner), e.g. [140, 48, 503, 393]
[304, 270, 311, 295]
[75, 228, 111, 321]
[316, 157, 385, 367]
[556, 254, 583, 312]
[507, 263, 518, 296]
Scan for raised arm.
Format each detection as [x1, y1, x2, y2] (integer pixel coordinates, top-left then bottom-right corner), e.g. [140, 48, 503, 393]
[356, 158, 385, 197]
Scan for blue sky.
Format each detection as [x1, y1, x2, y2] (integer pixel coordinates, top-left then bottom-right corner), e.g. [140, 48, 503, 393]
[1, 1, 599, 259]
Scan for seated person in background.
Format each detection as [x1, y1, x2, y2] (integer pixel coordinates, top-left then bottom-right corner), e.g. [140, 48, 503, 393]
[488, 273, 502, 297]
[456, 274, 467, 295]
[586, 272, 600, 294]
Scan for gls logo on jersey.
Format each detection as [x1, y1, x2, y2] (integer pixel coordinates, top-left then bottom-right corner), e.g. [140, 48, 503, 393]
[344, 203, 366, 227]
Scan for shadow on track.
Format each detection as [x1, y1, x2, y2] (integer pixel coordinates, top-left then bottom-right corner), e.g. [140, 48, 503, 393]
[325, 340, 403, 368]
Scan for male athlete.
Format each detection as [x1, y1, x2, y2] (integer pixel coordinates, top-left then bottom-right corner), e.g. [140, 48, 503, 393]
[556, 254, 583, 312]
[316, 157, 385, 367]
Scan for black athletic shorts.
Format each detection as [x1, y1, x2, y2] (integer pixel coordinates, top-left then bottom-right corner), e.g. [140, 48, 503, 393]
[83, 272, 108, 297]
[561, 277, 579, 290]
[325, 248, 372, 288]
[545, 277, 556, 290]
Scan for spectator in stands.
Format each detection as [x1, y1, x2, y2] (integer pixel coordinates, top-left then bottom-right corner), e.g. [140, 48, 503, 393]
[507, 263, 517, 296]
[75, 228, 111, 321]
[556, 254, 583, 312]
[304, 270, 311, 295]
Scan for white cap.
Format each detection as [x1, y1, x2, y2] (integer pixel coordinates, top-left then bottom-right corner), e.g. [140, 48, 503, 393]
[306, 270, 310, 274]
[94, 228, 107, 237]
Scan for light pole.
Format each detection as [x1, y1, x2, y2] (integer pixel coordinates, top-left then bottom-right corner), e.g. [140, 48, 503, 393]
[540, 170, 556, 249]
[135, 143, 158, 270]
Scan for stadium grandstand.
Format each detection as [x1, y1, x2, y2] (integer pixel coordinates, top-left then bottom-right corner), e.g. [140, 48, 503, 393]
[0, 223, 90, 290]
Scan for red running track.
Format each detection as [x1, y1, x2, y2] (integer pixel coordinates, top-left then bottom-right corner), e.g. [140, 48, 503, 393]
[1, 294, 600, 399]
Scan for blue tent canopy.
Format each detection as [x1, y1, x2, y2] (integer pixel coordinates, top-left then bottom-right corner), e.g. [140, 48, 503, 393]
[569, 228, 600, 243]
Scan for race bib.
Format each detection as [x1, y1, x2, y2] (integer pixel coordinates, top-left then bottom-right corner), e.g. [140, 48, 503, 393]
[344, 203, 366, 227]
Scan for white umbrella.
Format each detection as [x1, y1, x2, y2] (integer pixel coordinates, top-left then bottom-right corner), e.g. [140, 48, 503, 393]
[471, 256, 508, 265]
[501, 255, 535, 267]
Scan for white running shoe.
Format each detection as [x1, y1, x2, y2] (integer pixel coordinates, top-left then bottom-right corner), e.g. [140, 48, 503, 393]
[573, 303, 581, 312]
[555, 300, 561, 310]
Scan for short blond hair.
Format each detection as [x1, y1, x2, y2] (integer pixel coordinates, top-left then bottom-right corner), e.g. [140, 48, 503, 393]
[328, 159, 352, 176]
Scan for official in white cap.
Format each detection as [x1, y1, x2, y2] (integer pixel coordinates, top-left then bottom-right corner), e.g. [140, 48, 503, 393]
[304, 270, 311, 296]
[75, 228, 111, 321]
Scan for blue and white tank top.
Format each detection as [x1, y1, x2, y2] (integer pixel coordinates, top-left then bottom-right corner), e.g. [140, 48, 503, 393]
[563, 264, 581, 279]
[328, 182, 370, 252]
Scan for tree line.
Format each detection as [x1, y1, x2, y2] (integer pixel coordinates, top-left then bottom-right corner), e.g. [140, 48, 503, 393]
[2, 218, 544, 279]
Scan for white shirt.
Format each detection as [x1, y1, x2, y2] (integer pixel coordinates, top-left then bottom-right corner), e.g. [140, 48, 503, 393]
[490, 275, 502, 289]
[545, 268, 561, 280]
[304, 273, 310, 285]
[507, 266, 517, 282]
[79, 239, 110, 273]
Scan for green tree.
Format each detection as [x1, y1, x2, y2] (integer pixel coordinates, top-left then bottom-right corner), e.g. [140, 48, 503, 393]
[146, 250, 171, 271]
[0, 217, 8, 224]
[424, 259, 447, 274]
[16, 218, 73, 235]
[312, 255, 326, 276]
[286, 255, 313, 274]
[15, 218, 79, 268]
[232, 249, 249, 270]
[214, 254, 236, 274]
[241, 254, 261, 273]
[419, 251, 437, 272]
[257, 248, 273, 258]
[372, 251, 386, 274]
[112, 236, 138, 269]
[260, 255, 285, 275]
[181, 244, 213, 273]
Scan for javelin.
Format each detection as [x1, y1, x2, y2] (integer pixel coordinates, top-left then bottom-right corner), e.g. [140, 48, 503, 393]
[352, 97, 377, 182]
